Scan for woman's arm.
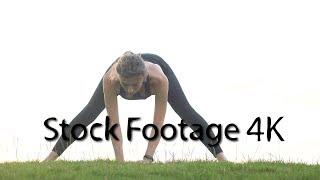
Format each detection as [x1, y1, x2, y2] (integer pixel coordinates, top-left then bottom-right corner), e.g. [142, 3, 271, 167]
[144, 72, 169, 159]
[103, 75, 124, 161]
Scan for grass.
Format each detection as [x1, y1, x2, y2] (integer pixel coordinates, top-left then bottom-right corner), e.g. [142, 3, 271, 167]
[0, 159, 319, 180]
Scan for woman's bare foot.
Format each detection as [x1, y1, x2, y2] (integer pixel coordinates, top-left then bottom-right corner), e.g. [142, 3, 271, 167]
[42, 151, 59, 162]
[216, 152, 228, 162]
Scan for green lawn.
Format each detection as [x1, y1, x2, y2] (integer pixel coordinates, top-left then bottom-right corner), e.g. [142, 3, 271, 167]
[0, 160, 319, 180]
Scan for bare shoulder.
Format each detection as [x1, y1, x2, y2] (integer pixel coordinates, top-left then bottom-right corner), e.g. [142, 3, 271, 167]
[148, 63, 168, 94]
[103, 70, 120, 95]
[148, 64, 168, 83]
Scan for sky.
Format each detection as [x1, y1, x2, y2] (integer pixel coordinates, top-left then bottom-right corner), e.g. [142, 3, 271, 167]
[0, 0, 319, 164]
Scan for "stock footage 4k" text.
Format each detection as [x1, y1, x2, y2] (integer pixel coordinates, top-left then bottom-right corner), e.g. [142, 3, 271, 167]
[44, 116, 285, 146]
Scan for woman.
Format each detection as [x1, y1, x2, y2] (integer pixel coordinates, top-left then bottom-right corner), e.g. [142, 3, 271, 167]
[43, 51, 228, 162]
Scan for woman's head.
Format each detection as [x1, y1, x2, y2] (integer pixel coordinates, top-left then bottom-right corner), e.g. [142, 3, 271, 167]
[116, 51, 147, 96]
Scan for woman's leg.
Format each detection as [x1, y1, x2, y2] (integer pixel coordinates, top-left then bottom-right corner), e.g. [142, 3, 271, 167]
[49, 59, 120, 158]
[51, 77, 106, 156]
[141, 53, 224, 158]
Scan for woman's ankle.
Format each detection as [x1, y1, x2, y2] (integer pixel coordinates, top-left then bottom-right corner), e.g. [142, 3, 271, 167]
[42, 151, 59, 162]
[216, 152, 228, 162]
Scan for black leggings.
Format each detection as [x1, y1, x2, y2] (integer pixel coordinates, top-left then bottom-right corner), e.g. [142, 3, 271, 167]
[52, 53, 223, 158]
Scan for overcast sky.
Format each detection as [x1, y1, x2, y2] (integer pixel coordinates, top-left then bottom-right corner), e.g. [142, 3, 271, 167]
[0, 0, 319, 164]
